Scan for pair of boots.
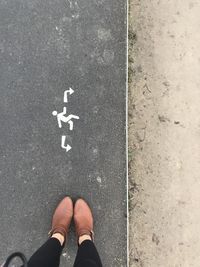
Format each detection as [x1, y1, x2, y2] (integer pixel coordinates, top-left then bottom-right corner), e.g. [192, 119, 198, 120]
[49, 197, 94, 244]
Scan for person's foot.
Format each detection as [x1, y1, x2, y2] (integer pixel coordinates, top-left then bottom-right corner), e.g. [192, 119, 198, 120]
[74, 198, 94, 245]
[49, 196, 73, 244]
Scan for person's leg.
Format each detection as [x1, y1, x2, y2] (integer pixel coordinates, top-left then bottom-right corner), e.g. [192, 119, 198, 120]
[73, 239, 102, 267]
[28, 197, 73, 267]
[28, 236, 63, 267]
[73, 199, 103, 267]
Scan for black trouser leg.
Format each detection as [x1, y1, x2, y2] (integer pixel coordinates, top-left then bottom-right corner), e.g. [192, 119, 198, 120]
[28, 238, 62, 267]
[73, 240, 102, 267]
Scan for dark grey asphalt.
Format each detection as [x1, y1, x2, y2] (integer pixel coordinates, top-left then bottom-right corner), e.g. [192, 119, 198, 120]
[0, 0, 127, 266]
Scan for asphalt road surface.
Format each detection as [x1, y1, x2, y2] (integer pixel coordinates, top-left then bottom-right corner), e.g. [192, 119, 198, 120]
[0, 1, 127, 266]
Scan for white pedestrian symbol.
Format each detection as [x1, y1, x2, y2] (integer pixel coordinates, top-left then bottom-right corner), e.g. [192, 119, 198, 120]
[64, 87, 74, 103]
[52, 107, 79, 130]
[61, 136, 71, 152]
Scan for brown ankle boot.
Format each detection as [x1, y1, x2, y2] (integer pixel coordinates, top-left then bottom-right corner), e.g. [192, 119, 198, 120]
[49, 196, 73, 241]
[74, 198, 94, 242]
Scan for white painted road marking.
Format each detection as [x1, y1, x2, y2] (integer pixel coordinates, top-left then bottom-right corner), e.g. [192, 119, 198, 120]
[64, 87, 74, 103]
[52, 88, 79, 152]
[52, 107, 79, 129]
[61, 136, 72, 152]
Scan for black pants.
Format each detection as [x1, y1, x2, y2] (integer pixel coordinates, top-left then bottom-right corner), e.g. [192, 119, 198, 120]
[28, 238, 102, 267]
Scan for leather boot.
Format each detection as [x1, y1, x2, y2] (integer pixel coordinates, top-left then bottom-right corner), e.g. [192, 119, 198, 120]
[74, 198, 94, 242]
[49, 196, 73, 242]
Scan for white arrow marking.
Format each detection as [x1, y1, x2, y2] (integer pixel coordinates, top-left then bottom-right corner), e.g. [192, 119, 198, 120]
[65, 144, 72, 152]
[61, 136, 72, 152]
[64, 87, 74, 103]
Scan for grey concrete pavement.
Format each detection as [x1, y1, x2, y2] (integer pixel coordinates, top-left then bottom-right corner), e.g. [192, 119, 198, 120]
[129, 0, 200, 266]
[0, 1, 127, 266]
